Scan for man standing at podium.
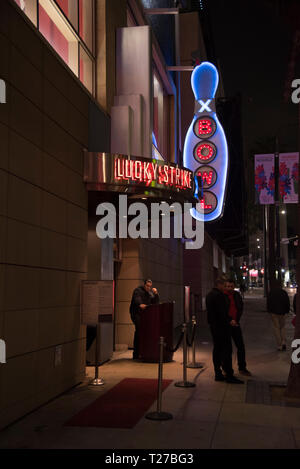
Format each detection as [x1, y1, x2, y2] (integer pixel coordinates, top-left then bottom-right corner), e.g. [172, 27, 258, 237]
[130, 279, 160, 360]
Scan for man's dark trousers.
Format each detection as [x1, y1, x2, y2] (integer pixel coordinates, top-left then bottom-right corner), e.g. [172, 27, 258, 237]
[210, 325, 233, 377]
[231, 325, 247, 371]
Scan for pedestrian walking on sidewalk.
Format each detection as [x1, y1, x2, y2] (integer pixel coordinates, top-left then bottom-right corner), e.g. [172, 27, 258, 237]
[206, 278, 244, 384]
[224, 280, 251, 376]
[267, 279, 290, 351]
[239, 281, 246, 299]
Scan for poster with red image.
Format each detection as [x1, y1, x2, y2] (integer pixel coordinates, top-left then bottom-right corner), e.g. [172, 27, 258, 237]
[254, 153, 299, 204]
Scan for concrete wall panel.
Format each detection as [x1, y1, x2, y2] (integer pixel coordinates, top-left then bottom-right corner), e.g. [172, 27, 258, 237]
[0, 0, 100, 429]
[0, 122, 9, 171]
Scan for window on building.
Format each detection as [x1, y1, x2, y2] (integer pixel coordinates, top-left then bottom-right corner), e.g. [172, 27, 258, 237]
[153, 71, 170, 161]
[80, 45, 93, 95]
[126, 4, 174, 162]
[39, 0, 78, 75]
[13, 0, 95, 95]
[55, 0, 78, 30]
[79, 0, 94, 52]
[14, 0, 37, 25]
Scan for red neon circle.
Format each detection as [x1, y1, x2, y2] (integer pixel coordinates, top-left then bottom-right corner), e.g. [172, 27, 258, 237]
[199, 191, 218, 214]
[193, 116, 216, 139]
[193, 140, 217, 164]
[197, 143, 214, 160]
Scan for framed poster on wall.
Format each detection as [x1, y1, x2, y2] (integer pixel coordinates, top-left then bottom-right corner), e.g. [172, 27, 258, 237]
[80, 280, 114, 326]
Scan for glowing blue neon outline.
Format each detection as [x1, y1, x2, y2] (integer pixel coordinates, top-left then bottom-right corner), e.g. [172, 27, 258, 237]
[192, 62, 218, 100]
[183, 61, 228, 222]
[152, 131, 158, 148]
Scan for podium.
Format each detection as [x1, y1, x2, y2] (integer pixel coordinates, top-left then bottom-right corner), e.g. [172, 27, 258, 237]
[139, 302, 174, 362]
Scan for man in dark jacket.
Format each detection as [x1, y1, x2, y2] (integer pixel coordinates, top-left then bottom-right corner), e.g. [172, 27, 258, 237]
[206, 278, 243, 384]
[225, 280, 251, 376]
[130, 279, 160, 359]
[267, 279, 290, 351]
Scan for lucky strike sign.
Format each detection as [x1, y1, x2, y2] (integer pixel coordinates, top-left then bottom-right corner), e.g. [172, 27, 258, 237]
[114, 157, 192, 191]
[83, 152, 195, 201]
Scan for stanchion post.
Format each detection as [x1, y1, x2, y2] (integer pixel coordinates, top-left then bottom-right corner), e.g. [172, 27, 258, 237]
[157, 336, 163, 413]
[89, 324, 104, 386]
[175, 323, 195, 388]
[187, 315, 204, 369]
[145, 337, 172, 421]
[183, 323, 188, 382]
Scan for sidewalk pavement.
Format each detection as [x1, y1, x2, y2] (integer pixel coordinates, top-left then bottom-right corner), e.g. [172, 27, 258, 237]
[1, 288, 300, 450]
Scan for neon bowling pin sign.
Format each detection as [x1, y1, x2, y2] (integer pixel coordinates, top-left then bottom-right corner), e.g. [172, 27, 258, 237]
[183, 62, 228, 222]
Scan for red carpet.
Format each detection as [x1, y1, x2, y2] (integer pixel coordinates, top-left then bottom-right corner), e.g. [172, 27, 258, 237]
[65, 378, 173, 428]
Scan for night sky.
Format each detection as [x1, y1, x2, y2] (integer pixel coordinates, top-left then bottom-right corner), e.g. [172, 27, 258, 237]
[207, 0, 299, 235]
[208, 0, 298, 154]
[144, 0, 298, 233]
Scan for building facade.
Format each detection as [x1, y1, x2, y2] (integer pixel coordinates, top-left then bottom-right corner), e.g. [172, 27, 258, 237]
[0, 0, 239, 429]
[0, 0, 112, 429]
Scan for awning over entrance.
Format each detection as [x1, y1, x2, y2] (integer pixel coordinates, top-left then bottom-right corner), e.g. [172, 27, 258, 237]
[84, 152, 196, 203]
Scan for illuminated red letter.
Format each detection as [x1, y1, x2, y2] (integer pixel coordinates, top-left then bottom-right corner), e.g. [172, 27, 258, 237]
[198, 170, 213, 186]
[198, 119, 212, 136]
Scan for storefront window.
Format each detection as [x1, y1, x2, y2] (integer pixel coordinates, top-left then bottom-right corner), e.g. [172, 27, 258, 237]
[55, 0, 78, 30]
[14, 0, 37, 25]
[39, 0, 78, 76]
[79, 0, 94, 53]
